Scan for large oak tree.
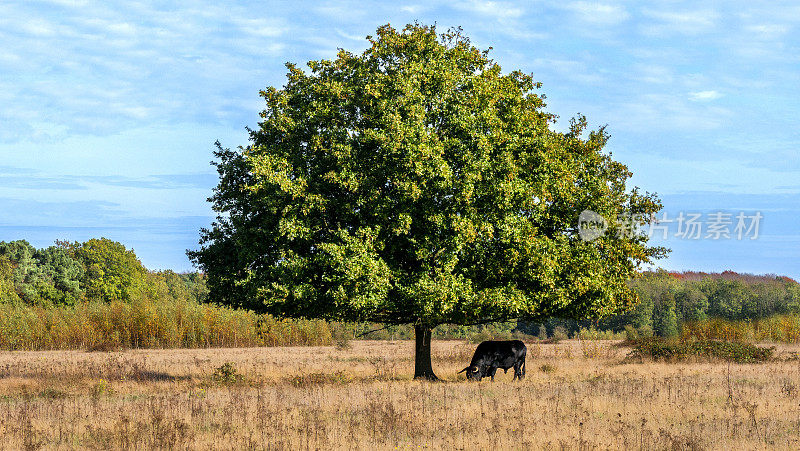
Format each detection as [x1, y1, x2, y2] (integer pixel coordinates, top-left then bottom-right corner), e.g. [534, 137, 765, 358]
[189, 24, 666, 379]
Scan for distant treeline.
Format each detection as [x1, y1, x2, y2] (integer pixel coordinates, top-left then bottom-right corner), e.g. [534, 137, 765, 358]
[0, 238, 206, 306]
[521, 270, 800, 339]
[0, 239, 332, 350]
[1, 239, 799, 349]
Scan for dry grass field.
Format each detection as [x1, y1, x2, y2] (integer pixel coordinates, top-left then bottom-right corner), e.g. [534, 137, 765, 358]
[1, 340, 799, 450]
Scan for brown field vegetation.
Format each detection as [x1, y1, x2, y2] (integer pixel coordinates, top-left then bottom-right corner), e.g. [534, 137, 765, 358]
[1, 340, 799, 449]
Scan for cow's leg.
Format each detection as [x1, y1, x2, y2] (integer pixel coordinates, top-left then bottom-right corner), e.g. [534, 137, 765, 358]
[489, 367, 497, 381]
[513, 362, 522, 380]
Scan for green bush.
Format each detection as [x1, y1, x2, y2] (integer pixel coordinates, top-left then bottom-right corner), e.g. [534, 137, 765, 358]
[537, 325, 548, 340]
[552, 326, 569, 343]
[466, 329, 492, 344]
[211, 362, 243, 384]
[330, 322, 352, 349]
[628, 337, 773, 363]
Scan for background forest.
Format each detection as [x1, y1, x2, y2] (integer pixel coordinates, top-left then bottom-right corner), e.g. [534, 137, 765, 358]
[1, 238, 798, 350]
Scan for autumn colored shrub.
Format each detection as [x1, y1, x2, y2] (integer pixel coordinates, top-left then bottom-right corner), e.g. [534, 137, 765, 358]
[682, 315, 800, 343]
[0, 298, 333, 350]
[628, 337, 773, 363]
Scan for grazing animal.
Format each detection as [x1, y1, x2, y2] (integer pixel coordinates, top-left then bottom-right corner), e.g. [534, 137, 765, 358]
[458, 340, 526, 381]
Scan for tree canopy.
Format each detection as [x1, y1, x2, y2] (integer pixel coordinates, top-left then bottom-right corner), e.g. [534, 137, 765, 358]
[0, 240, 84, 305]
[190, 23, 666, 378]
[0, 238, 155, 306]
[73, 238, 147, 303]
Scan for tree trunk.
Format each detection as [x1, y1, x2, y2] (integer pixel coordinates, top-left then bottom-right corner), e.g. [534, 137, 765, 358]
[413, 325, 438, 380]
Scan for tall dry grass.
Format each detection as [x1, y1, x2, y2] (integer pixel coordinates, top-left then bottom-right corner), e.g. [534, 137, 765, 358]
[0, 298, 331, 350]
[0, 300, 533, 351]
[682, 314, 800, 343]
[1, 340, 800, 449]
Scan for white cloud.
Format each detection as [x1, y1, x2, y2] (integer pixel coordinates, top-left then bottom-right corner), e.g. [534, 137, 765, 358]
[688, 90, 722, 101]
[641, 9, 718, 35]
[632, 64, 674, 84]
[746, 24, 789, 36]
[336, 29, 366, 41]
[0, 1, 288, 142]
[531, 57, 604, 84]
[400, 5, 420, 14]
[0, 50, 21, 66]
[564, 2, 629, 25]
[456, 1, 524, 21]
[502, 28, 549, 40]
[314, 3, 368, 22]
[77, 17, 139, 36]
[18, 18, 58, 37]
[229, 17, 287, 38]
[610, 93, 732, 132]
[38, 0, 90, 6]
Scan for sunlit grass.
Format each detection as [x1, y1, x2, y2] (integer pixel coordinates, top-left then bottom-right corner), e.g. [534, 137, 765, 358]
[1, 340, 800, 449]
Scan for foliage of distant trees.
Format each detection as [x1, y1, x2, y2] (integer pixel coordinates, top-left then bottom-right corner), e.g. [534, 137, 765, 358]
[0, 238, 310, 350]
[0, 238, 206, 307]
[520, 270, 800, 338]
[1, 238, 798, 347]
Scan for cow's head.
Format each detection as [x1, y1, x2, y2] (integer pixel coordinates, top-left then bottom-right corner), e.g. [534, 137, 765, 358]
[458, 366, 482, 381]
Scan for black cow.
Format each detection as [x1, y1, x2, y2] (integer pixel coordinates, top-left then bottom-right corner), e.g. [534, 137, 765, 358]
[458, 340, 526, 381]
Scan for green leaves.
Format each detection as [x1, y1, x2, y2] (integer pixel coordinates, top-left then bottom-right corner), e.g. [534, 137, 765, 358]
[0, 240, 85, 305]
[74, 238, 147, 304]
[192, 23, 666, 327]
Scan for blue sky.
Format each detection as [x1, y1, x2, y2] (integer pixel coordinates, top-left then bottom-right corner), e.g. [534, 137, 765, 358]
[1, 1, 798, 278]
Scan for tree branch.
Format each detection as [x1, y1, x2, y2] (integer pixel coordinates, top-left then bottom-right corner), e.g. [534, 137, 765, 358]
[355, 324, 393, 338]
